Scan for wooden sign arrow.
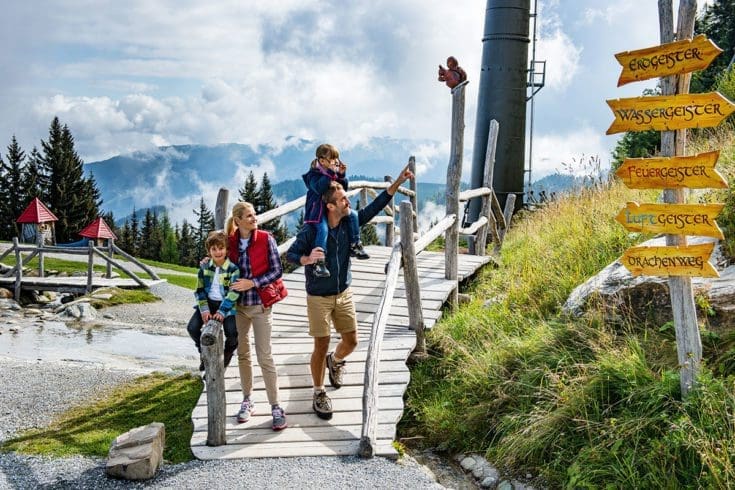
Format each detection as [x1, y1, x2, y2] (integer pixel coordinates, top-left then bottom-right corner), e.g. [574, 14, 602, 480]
[615, 151, 727, 189]
[615, 35, 723, 86]
[615, 202, 724, 239]
[606, 92, 735, 134]
[621, 242, 718, 278]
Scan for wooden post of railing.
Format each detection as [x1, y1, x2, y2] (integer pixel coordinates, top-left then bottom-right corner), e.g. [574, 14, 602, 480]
[86, 240, 94, 294]
[360, 242, 403, 458]
[384, 176, 395, 246]
[13, 237, 21, 302]
[495, 194, 516, 254]
[360, 188, 368, 209]
[36, 229, 44, 278]
[201, 319, 226, 446]
[445, 80, 468, 308]
[408, 156, 418, 234]
[474, 120, 500, 255]
[215, 188, 229, 230]
[106, 239, 114, 278]
[400, 201, 426, 359]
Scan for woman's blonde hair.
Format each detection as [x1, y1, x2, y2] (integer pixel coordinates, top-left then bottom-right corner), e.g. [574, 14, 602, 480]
[225, 201, 255, 236]
[311, 143, 340, 168]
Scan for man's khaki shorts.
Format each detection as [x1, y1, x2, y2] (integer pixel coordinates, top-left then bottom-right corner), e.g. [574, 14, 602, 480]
[306, 288, 357, 337]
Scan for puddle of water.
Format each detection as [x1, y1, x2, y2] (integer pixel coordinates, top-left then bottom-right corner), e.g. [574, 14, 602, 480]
[0, 321, 198, 372]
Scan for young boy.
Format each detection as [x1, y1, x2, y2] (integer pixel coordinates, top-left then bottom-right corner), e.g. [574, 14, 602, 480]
[187, 230, 240, 371]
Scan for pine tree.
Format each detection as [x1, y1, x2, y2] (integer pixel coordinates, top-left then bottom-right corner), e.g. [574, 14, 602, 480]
[239, 171, 259, 205]
[160, 213, 179, 264]
[257, 172, 288, 243]
[179, 220, 198, 267]
[140, 209, 155, 259]
[119, 219, 133, 253]
[22, 148, 46, 203]
[129, 208, 140, 256]
[0, 136, 29, 239]
[692, 0, 735, 92]
[193, 197, 215, 260]
[35, 118, 101, 242]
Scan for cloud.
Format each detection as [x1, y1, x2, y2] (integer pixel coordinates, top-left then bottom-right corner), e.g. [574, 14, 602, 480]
[529, 126, 611, 181]
[536, 29, 582, 91]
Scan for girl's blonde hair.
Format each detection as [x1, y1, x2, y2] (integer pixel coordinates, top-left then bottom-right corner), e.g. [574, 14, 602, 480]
[225, 201, 255, 236]
[311, 143, 340, 169]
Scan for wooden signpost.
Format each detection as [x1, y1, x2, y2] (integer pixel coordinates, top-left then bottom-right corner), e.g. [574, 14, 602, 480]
[621, 242, 718, 278]
[609, 1, 728, 396]
[606, 92, 735, 134]
[615, 151, 727, 189]
[615, 202, 724, 238]
[615, 34, 723, 86]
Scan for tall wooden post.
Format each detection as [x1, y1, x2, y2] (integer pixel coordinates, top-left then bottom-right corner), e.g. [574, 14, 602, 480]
[215, 188, 229, 231]
[106, 239, 114, 278]
[13, 237, 22, 302]
[408, 156, 418, 234]
[86, 240, 95, 294]
[400, 201, 426, 358]
[201, 319, 226, 446]
[36, 226, 44, 278]
[445, 80, 468, 308]
[384, 176, 395, 246]
[475, 120, 500, 254]
[659, 0, 701, 396]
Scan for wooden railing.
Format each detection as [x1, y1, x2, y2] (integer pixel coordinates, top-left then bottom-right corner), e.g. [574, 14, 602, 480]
[0, 237, 159, 301]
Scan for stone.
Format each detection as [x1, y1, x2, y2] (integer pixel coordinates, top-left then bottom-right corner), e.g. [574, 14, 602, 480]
[62, 302, 97, 321]
[92, 293, 113, 300]
[497, 481, 514, 490]
[103, 313, 115, 320]
[460, 456, 477, 470]
[106, 422, 165, 481]
[481, 475, 500, 488]
[563, 236, 735, 329]
[24, 309, 43, 316]
[0, 288, 12, 299]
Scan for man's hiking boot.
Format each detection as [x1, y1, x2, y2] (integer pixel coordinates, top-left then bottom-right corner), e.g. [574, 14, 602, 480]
[313, 390, 333, 420]
[326, 352, 346, 389]
[313, 260, 330, 278]
[199, 359, 205, 372]
[237, 397, 255, 423]
[350, 242, 370, 260]
[271, 404, 287, 431]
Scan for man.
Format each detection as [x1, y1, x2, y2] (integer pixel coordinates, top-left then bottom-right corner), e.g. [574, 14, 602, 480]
[287, 164, 414, 419]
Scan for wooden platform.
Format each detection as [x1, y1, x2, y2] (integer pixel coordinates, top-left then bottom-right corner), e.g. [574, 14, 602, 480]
[0, 275, 166, 293]
[191, 246, 493, 459]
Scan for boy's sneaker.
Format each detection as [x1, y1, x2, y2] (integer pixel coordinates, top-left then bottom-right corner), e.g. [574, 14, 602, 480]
[237, 398, 255, 423]
[350, 242, 370, 260]
[313, 390, 333, 420]
[326, 352, 346, 389]
[271, 404, 287, 431]
[313, 260, 330, 278]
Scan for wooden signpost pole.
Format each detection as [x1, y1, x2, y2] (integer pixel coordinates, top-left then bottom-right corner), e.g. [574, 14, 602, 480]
[659, 0, 701, 397]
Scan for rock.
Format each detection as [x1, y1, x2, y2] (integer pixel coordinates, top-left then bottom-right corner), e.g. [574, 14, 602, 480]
[0, 298, 22, 310]
[563, 236, 735, 328]
[92, 293, 113, 300]
[61, 302, 97, 321]
[24, 308, 43, 316]
[103, 313, 115, 320]
[481, 475, 500, 488]
[473, 464, 485, 478]
[497, 481, 514, 490]
[460, 456, 477, 470]
[106, 422, 165, 480]
[0, 288, 12, 299]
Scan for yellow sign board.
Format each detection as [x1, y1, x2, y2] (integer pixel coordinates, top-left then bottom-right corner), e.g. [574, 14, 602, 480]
[615, 35, 723, 86]
[615, 202, 724, 238]
[606, 92, 735, 134]
[621, 242, 718, 278]
[615, 151, 727, 189]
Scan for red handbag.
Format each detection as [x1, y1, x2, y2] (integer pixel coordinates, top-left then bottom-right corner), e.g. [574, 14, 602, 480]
[257, 278, 288, 308]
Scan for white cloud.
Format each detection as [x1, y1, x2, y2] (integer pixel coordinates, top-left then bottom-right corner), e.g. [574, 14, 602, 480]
[530, 126, 611, 181]
[536, 29, 582, 91]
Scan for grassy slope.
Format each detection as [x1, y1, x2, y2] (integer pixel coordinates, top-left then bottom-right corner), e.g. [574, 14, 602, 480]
[405, 128, 735, 488]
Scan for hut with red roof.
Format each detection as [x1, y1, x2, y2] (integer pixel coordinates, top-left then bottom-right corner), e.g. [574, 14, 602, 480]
[16, 197, 58, 245]
[79, 217, 117, 246]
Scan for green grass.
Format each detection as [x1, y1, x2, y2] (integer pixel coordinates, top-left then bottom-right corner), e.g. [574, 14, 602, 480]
[84, 287, 160, 308]
[0, 372, 203, 463]
[403, 158, 735, 488]
[138, 257, 197, 275]
[159, 273, 197, 290]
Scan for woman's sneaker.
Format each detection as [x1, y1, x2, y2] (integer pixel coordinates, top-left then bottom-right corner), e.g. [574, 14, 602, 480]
[237, 398, 255, 423]
[312, 390, 333, 420]
[271, 404, 287, 431]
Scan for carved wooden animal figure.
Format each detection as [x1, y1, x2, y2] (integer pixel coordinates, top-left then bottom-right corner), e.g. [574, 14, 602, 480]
[438, 56, 467, 88]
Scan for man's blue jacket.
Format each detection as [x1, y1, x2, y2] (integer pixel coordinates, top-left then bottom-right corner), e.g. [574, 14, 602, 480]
[286, 190, 392, 296]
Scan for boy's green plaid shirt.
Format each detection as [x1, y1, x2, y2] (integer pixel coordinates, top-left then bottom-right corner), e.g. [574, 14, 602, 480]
[194, 258, 241, 317]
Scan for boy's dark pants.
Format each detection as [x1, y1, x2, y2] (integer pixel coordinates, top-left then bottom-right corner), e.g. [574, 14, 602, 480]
[187, 300, 238, 355]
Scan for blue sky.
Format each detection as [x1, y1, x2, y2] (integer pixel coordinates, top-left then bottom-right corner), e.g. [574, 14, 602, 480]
[0, 0, 712, 183]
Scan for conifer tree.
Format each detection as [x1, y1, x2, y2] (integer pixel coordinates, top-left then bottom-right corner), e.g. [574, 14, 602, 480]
[193, 197, 215, 260]
[119, 220, 133, 253]
[257, 172, 288, 243]
[0, 136, 29, 239]
[160, 213, 179, 264]
[22, 148, 46, 203]
[179, 219, 198, 267]
[140, 209, 156, 259]
[129, 208, 140, 256]
[239, 171, 259, 205]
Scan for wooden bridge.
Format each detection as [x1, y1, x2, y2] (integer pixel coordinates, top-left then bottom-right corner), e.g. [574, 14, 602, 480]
[190, 83, 515, 459]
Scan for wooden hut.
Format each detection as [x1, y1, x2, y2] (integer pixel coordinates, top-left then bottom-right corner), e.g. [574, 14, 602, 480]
[16, 197, 58, 245]
[79, 217, 117, 247]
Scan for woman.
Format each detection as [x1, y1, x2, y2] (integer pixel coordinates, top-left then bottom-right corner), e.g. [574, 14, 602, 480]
[226, 201, 288, 431]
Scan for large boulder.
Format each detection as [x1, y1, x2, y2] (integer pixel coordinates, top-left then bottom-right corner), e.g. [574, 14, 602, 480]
[106, 422, 165, 481]
[564, 236, 735, 328]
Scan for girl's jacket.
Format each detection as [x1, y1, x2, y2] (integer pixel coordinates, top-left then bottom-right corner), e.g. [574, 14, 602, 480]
[302, 164, 348, 223]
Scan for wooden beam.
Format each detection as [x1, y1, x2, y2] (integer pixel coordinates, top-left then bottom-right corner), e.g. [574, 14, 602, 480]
[201, 319, 226, 446]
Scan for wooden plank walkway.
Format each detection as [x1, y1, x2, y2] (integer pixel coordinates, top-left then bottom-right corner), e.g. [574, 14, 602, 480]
[0, 276, 166, 293]
[191, 245, 493, 459]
